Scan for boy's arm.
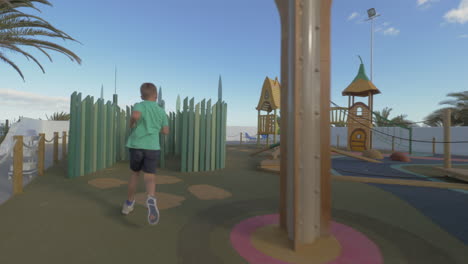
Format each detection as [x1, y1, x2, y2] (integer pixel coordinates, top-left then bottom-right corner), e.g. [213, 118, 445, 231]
[130, 111, 141, 128]
[160, 126, 169, 135]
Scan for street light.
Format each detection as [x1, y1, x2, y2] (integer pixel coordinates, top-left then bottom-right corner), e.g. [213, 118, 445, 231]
[365, 8, 380, 82]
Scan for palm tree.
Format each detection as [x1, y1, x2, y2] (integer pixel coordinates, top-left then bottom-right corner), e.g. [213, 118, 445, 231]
[0, 0, 81, 80]
[46, 111, 69, 120]
[373, 107, 393, 126]
[390, 114, 415, 127]
[424, 91, 468, 126]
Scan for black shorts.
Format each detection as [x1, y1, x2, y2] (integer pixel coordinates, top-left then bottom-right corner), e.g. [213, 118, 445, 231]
[129, 148, 161, 174]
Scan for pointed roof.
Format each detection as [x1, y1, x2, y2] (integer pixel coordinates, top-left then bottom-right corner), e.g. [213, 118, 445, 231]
[256, 76, 281, 112]
[342, 56, 381, 97]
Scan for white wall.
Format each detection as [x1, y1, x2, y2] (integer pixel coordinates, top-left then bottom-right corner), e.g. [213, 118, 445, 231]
[0, 117, 69, 155]
[331, 126, 468, 155]
[236, 126, 468, 155]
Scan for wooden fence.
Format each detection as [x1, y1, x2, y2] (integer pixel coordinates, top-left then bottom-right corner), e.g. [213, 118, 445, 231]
[162, 97, 227, 172]
[67, 92, 131, 178]
[68, 92, 227, 177]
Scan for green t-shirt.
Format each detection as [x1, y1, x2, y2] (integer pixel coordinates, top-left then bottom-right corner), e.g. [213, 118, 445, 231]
[126, 100, 168, 150]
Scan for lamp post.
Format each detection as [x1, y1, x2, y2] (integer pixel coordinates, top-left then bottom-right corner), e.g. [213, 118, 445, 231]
[366, 8, 380, 82]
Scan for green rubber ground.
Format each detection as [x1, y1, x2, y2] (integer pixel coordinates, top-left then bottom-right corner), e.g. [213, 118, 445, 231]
[0, 145, 467, 264]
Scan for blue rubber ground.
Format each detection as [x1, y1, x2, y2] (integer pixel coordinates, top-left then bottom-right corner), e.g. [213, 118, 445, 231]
[332, 156, 468, 244]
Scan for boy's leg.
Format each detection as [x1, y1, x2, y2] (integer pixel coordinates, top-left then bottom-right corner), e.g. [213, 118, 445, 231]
[122, 149, 144, 215]
[143, 173, 156, 197]
[127, 171, 140, 201]
[143, 150, 160, 224]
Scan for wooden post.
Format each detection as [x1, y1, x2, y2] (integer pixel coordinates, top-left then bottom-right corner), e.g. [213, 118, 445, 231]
[13, 136, 23, 194]
[257, 110, 261, 147]
[53, 132, 59, 164]
[392, 136, 395, 152]
[432, 137, 436, 155]
[240, 132, 243, 144]
[276, 0, 289, 232]
[62, 131, 67, 159]
[444, 109, 451, 169]
[38, 133, 45, 176]
[274, 109, 278, 144]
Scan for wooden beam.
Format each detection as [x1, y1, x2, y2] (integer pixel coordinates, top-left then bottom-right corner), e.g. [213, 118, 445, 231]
[333, 175, 468, 190]
[38, 133, 45, 176]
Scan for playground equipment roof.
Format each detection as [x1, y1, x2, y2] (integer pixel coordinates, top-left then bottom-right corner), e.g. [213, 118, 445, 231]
[256, 77, 281, 112]
[342, 59, 381, 97]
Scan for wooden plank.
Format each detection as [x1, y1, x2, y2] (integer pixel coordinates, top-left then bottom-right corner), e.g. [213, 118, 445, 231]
[332, 175, 468, 190]
[13, 136, 23, 194]
[320, 0, 332, 237]
[221, 102, 227, 168]
[187, 98, 195, 172]
[181, 98, 189, 172]
[74, 93, 82, 178]
[125, 106, 131, 160]
[79, 97, 87, 176]
[38, 133, 45, 176]
[106, 101, 112, 168]
[199, 100, 206, 171]
[205, 100, 212, 170]
[53, 132, 59, 164]
[91, 101, 98, 172]
[194, 103, 200, 172]
[97, 99, 104, 170]
[434, 167, 468, 182]
[216, 101, 222, 169]
[211, 103, 217, 170]
[84, 96, 92, 174]
[330, 147, 382, 163]
[67, 92, 76, 178]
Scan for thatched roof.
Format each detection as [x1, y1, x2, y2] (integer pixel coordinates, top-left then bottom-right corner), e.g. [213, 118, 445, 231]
[256, 77, 281, 112]
[342, 59, 381, 97]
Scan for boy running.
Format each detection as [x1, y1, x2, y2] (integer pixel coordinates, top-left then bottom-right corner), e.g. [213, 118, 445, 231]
[121, 82, 169, 225]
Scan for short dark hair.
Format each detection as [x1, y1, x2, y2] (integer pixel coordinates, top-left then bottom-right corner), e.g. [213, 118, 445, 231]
[140, 83, 157, 100]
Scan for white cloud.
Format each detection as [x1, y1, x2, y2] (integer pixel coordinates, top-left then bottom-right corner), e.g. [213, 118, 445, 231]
[348, 12, 359, 21]
[0, 89, 69, 119]
[383, 27, 400, 36]
[444, 0, 468, 24]
[458, 34, 468, 38]
[418, 0, 439, 7]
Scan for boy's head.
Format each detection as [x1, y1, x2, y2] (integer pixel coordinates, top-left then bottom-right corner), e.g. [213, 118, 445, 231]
[140, 82, 158, 101]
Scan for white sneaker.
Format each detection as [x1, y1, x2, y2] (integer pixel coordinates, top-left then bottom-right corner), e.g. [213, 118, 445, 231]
[146, 196, 160, 225]
[121, 200, 135, 215]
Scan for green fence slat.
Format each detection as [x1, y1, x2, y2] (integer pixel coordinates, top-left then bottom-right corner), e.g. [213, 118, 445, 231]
[187, 98, 195, 172]
[106, 102, 112, 168]
[216, 101, 222, 169]
[194, 103, 200, 172]
[97, 99, 104, 170]
[211, 103, 216, 170]
[221, 102, 227, 168]
[205, 100, 212, 170]
[79, 97, 87, 176]
[84, 96, 92, 175]
[199, 100, 206, 171]
[125, 106, 131, 160]
[181, 98, 189, 172]
[91, 100, 98, 173]
[67, 92, 77, 178]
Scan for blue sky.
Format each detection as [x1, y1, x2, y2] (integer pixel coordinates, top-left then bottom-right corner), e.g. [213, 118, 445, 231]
[1, 0, 468, 126]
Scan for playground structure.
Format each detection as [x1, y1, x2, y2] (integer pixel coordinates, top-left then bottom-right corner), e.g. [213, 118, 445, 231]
[341, 56, 380, 151]
[256, 77, 280, 146]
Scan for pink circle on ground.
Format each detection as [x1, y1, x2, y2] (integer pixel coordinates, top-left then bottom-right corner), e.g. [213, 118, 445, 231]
[230, 214, 383, 264]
